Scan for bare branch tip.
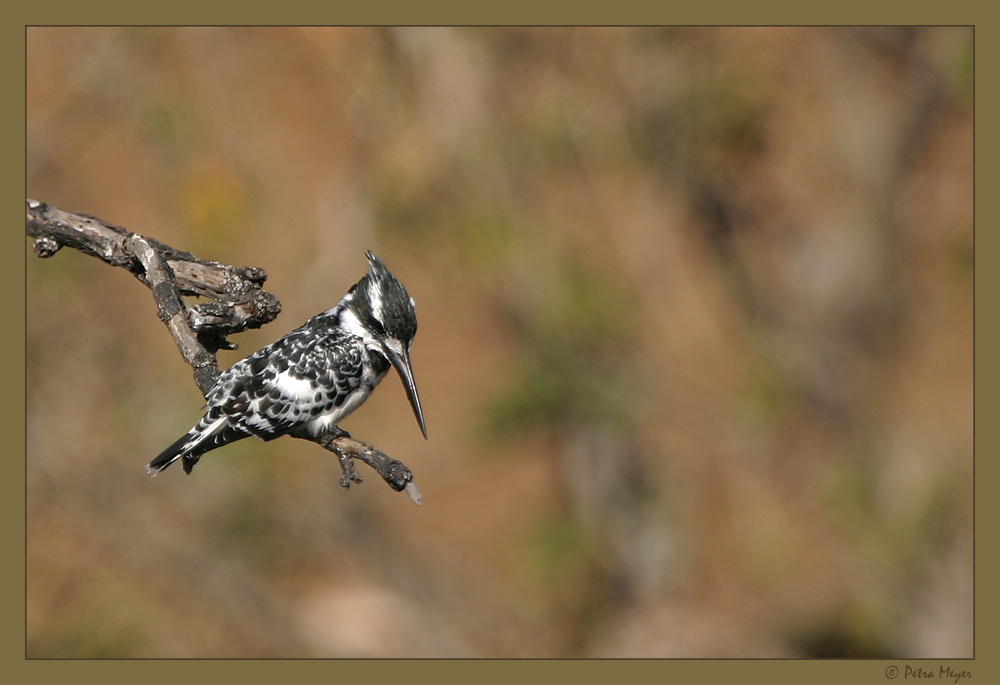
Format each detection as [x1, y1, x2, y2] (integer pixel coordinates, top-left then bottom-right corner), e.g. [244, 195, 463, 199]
[405, 481, 422, 506]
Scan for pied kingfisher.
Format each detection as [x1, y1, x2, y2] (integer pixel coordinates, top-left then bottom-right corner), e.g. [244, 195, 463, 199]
[147, 251, 427, 476]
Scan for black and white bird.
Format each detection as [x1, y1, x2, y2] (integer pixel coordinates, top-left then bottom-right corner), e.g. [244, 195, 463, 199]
[147, 251, 426, 476]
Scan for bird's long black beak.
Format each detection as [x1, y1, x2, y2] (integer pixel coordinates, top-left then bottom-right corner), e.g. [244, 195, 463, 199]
[383, 343, 427, 439]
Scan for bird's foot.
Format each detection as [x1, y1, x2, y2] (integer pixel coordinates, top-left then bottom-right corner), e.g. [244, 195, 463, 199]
[325, 428, 362, 488]
[335, 448, 364, 489]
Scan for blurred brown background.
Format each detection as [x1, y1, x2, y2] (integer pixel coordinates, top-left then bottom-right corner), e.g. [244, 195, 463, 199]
[26, 26, 973, 658]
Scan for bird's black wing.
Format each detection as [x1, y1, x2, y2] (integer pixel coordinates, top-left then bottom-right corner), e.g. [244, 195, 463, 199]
[205, 326, 366, 441]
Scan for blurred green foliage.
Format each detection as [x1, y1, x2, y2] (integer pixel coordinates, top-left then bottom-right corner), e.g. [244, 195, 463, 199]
[486, 256, 639, 437]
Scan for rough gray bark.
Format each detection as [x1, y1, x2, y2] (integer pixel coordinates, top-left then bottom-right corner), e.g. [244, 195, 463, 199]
[26, 198, 420, 504]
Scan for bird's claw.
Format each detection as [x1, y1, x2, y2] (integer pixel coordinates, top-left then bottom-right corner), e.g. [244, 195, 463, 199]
[335, 449, 364, 489]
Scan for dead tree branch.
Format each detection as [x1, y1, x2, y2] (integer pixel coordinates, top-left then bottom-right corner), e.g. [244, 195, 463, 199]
[27, 198, 421, 503]
[306, 433, 421, 505]
[26, 198, 281, 392]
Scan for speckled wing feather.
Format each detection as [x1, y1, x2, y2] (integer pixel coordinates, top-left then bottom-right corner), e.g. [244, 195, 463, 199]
[211, 327, 367, 437]
[148, 318, 379, 475]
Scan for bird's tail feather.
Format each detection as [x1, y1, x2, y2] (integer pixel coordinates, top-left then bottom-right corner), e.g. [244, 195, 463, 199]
[147, 432, 195, 475]
[147, 417, 228, 476]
